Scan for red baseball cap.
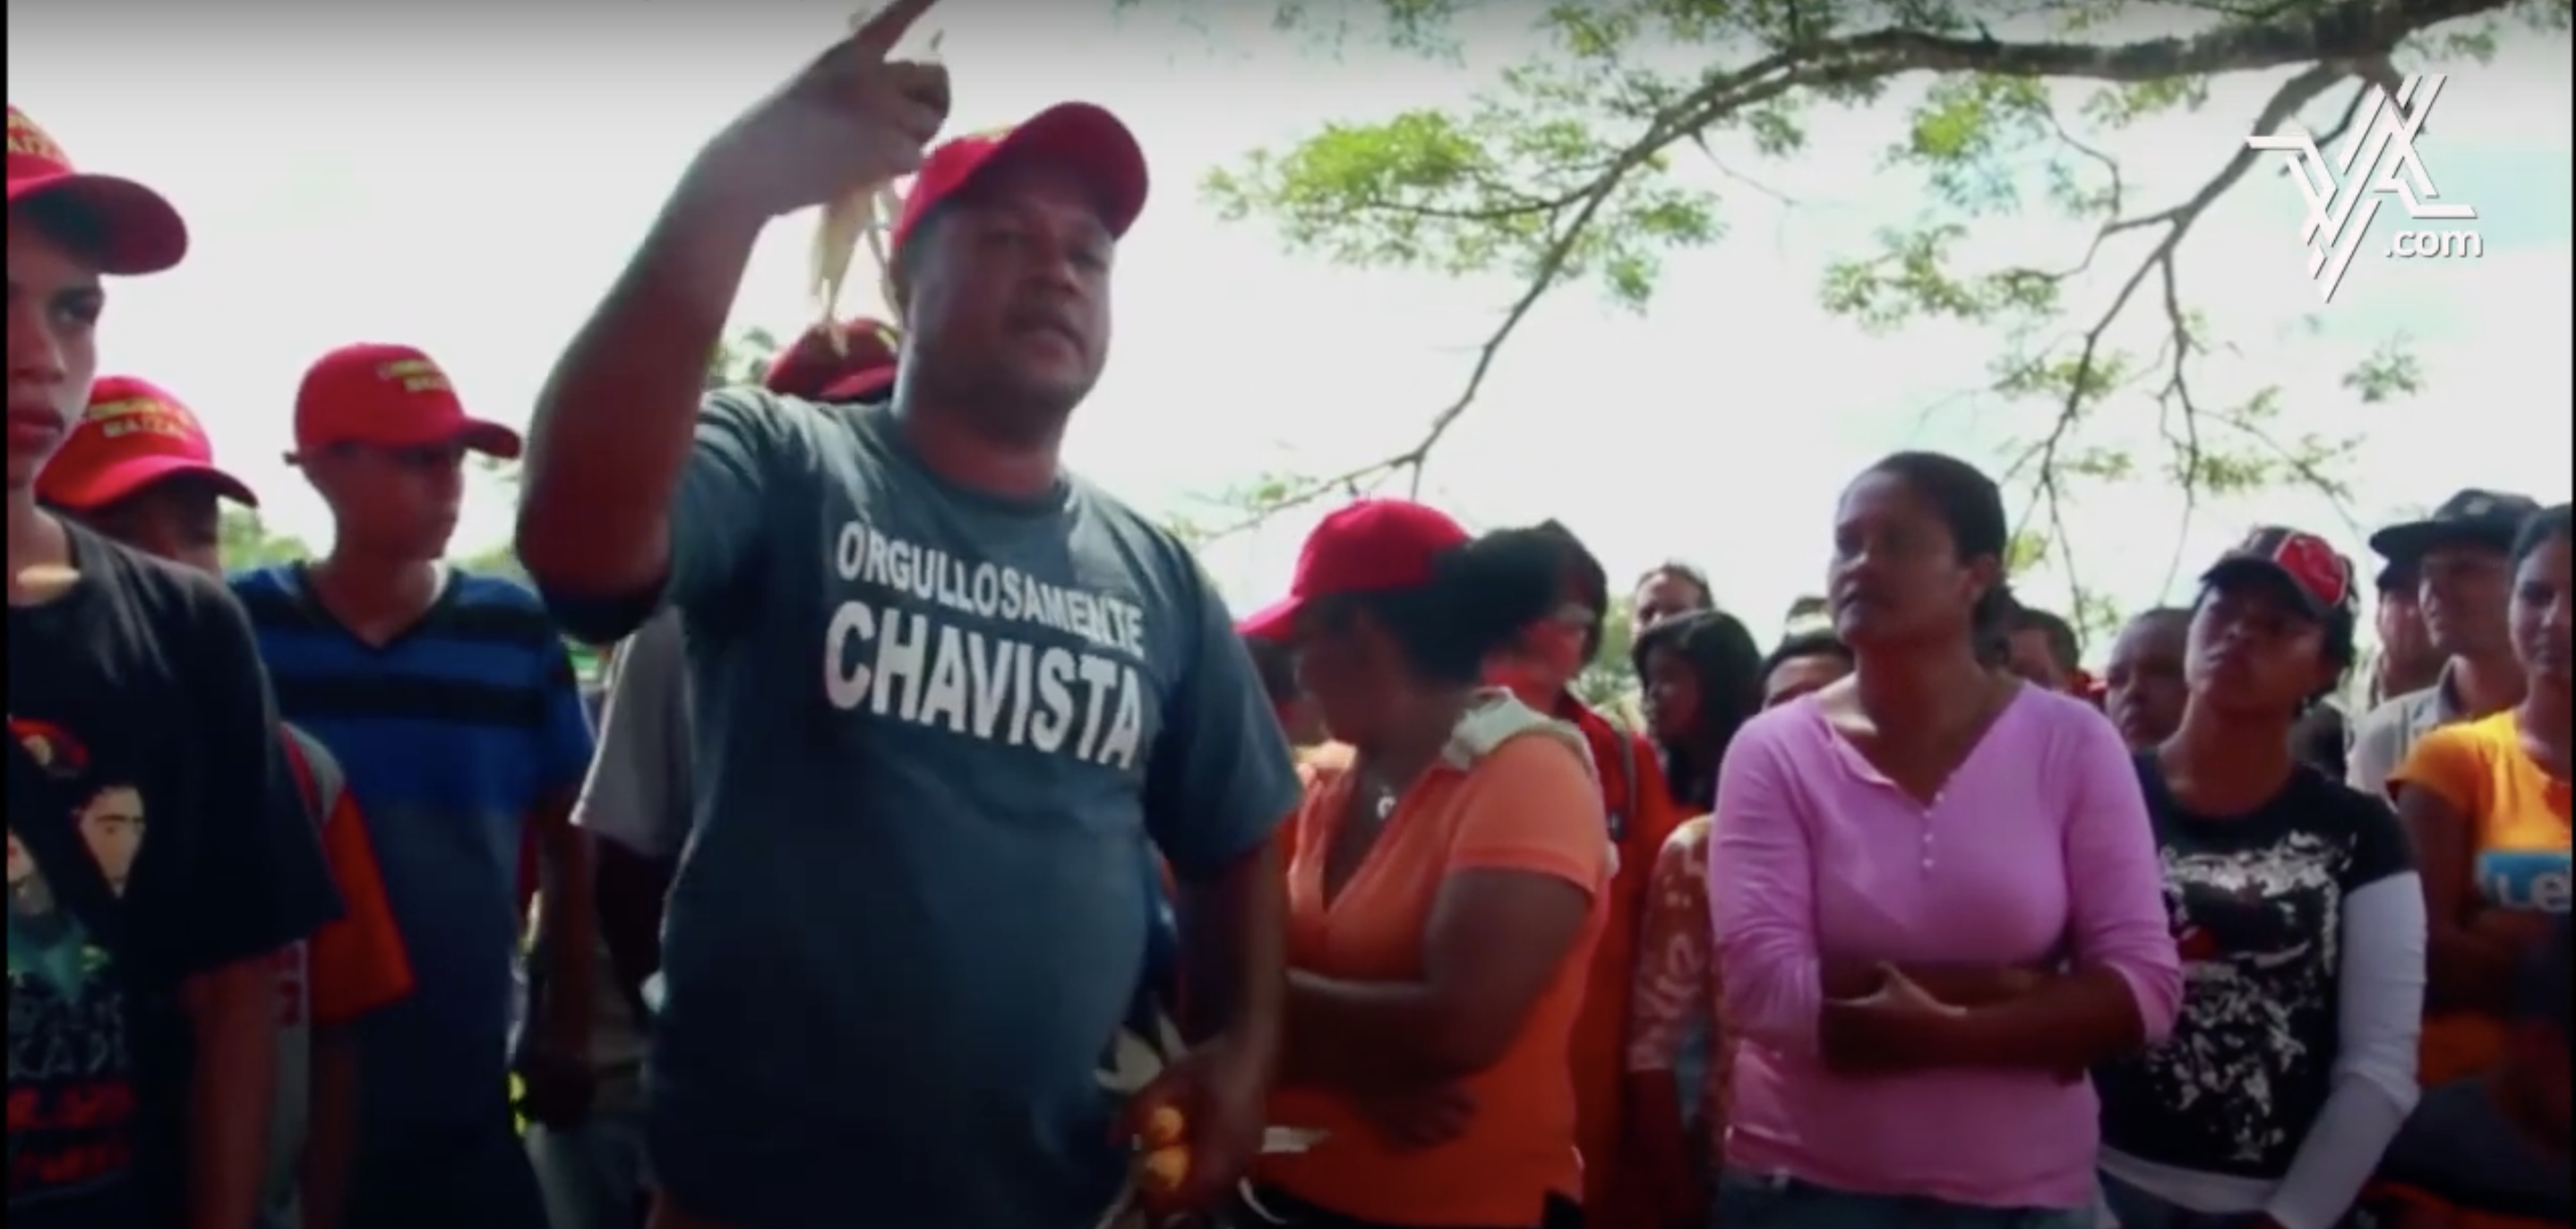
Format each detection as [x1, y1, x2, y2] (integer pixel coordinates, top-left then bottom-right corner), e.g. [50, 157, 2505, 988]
[1238, 500, 1472, 643]
[2202, 526, 2357, 624]
[293, 342, 521, 459]
[7, 107, 188, 277]
[38, 375, 256, 511]
[888, 103, 1149, 262]
[763, 317, 902, 402]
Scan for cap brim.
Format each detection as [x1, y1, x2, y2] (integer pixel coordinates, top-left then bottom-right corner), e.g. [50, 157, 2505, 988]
[986, 103, 1149, 238]
[305, 417, 525, 460]
[42, 456, 257, 511]
[8, 172, 189, 276]
[818, 365, 898, 404]
[2367, 519, 2516, 564]
[1236, 595, 1303, 644]
[457, 419, 525, 460]
[2202, 556, 2331, 620]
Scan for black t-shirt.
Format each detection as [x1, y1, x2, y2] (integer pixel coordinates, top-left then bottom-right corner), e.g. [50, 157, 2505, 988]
[7, 522, 343, 1229]
[2096, 755, 2414, 1180]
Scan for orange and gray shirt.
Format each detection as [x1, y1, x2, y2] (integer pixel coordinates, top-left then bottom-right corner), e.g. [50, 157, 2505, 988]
[258, 724, 414, 1229]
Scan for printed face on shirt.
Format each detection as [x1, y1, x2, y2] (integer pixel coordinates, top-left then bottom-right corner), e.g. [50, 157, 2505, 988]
[2105, 611, 2188, 750]
[76, 785, 145, 896]
[2419, 540, 2514, 659]
[300, 440, 465, 562]
[2186, 574, 2335, 717]
[2511, 531, 2572, 691]
[1827, 469, 1996, 649]
[6, 213, 104, 488]
[904, 162, 1114, 434]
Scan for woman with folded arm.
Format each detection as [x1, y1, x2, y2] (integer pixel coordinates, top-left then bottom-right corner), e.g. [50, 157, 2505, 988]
[1711, 451, 2185, 1229]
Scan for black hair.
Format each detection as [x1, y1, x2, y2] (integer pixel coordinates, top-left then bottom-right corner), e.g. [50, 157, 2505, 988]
[2011, 606, 2084, 675]
[1531, 520, 1610, 662]
[2124, 606, 2192, 636]
[1629, 609, 1765, 810]
[1858, 451, 2019, 649]
[2512, 503, 2573, 569]
[2512, 915, 2572, 1038]
[1244, 633, 1300, 710]
[1632, 561, 1713, 608]
[1760, 629, 1853, 683]
[1329, 528, 1564, 686]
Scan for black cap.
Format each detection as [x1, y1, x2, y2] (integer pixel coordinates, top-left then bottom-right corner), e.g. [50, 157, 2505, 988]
[2202, 526, 2358, 623]
[2374, 557, 2418, 596]
[2368, 489, 2544, 566]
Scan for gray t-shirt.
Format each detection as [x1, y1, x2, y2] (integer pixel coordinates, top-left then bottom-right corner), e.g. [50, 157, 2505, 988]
[576, 609, 692, 862]
[2347, 671, 2467, 799]
[571, 391, 1298, 1229]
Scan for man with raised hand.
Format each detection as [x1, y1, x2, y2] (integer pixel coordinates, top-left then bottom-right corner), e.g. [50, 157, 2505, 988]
[515, 5, 1299, 1228]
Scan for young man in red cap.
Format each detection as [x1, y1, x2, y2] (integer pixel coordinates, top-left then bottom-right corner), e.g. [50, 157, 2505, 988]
[1489, 520, 1682, 1229]
[8, 105, 343, 1229]
[517, 9, 1298, 1228]
[230, 341, 597, 1229]
[36, 374, 419, 1229]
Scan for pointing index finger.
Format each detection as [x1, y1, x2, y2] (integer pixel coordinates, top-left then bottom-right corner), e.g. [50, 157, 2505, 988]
[847, 0, 940, 62]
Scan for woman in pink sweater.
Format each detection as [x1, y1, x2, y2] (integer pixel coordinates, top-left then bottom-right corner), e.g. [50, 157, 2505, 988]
[1710, 451, 2184, 1229]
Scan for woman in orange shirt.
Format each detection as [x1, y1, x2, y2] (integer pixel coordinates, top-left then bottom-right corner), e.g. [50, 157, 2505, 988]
[1234, 499, 1611, 1229]
[2391, 503, 2572, 1087]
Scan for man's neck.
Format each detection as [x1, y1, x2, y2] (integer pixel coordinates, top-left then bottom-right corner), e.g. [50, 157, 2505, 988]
[309, 547, 443, 626]
[894, 393, 1064, 503]
[2162, 705, 2297, 813]
[2447, 652, 2525, 718]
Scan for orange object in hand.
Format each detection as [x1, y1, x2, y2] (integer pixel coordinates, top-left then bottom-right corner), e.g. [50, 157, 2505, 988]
[1138, 1104, 1189, 1194]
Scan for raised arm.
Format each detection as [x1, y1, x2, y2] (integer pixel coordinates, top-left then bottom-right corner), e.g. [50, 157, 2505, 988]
[513, 172, 769, 601]
[516, 0, 946, 603]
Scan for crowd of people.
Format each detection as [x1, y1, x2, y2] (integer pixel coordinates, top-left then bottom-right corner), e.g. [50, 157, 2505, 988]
[7, 10, 2571, 1229]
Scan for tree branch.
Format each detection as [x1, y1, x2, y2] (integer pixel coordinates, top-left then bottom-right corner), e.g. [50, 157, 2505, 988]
[1201, 0, 2506, 537]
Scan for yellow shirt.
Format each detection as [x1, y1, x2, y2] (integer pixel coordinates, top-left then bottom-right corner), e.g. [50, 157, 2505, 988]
[2389, 709, 2573, 1085]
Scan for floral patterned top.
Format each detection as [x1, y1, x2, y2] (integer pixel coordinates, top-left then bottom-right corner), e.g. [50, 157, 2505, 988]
[1624, 814, 1732, 1172]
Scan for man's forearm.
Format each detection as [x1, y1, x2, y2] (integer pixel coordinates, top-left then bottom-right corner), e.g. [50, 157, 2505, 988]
[1175, 843, 1284, 1061]
[536, 812, 598, 1053]
[184, 958, 283, 1229]
[517, 165, 769, 593]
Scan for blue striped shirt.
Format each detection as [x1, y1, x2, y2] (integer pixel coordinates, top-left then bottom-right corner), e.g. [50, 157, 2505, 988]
[231, 564, 594, 1142]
